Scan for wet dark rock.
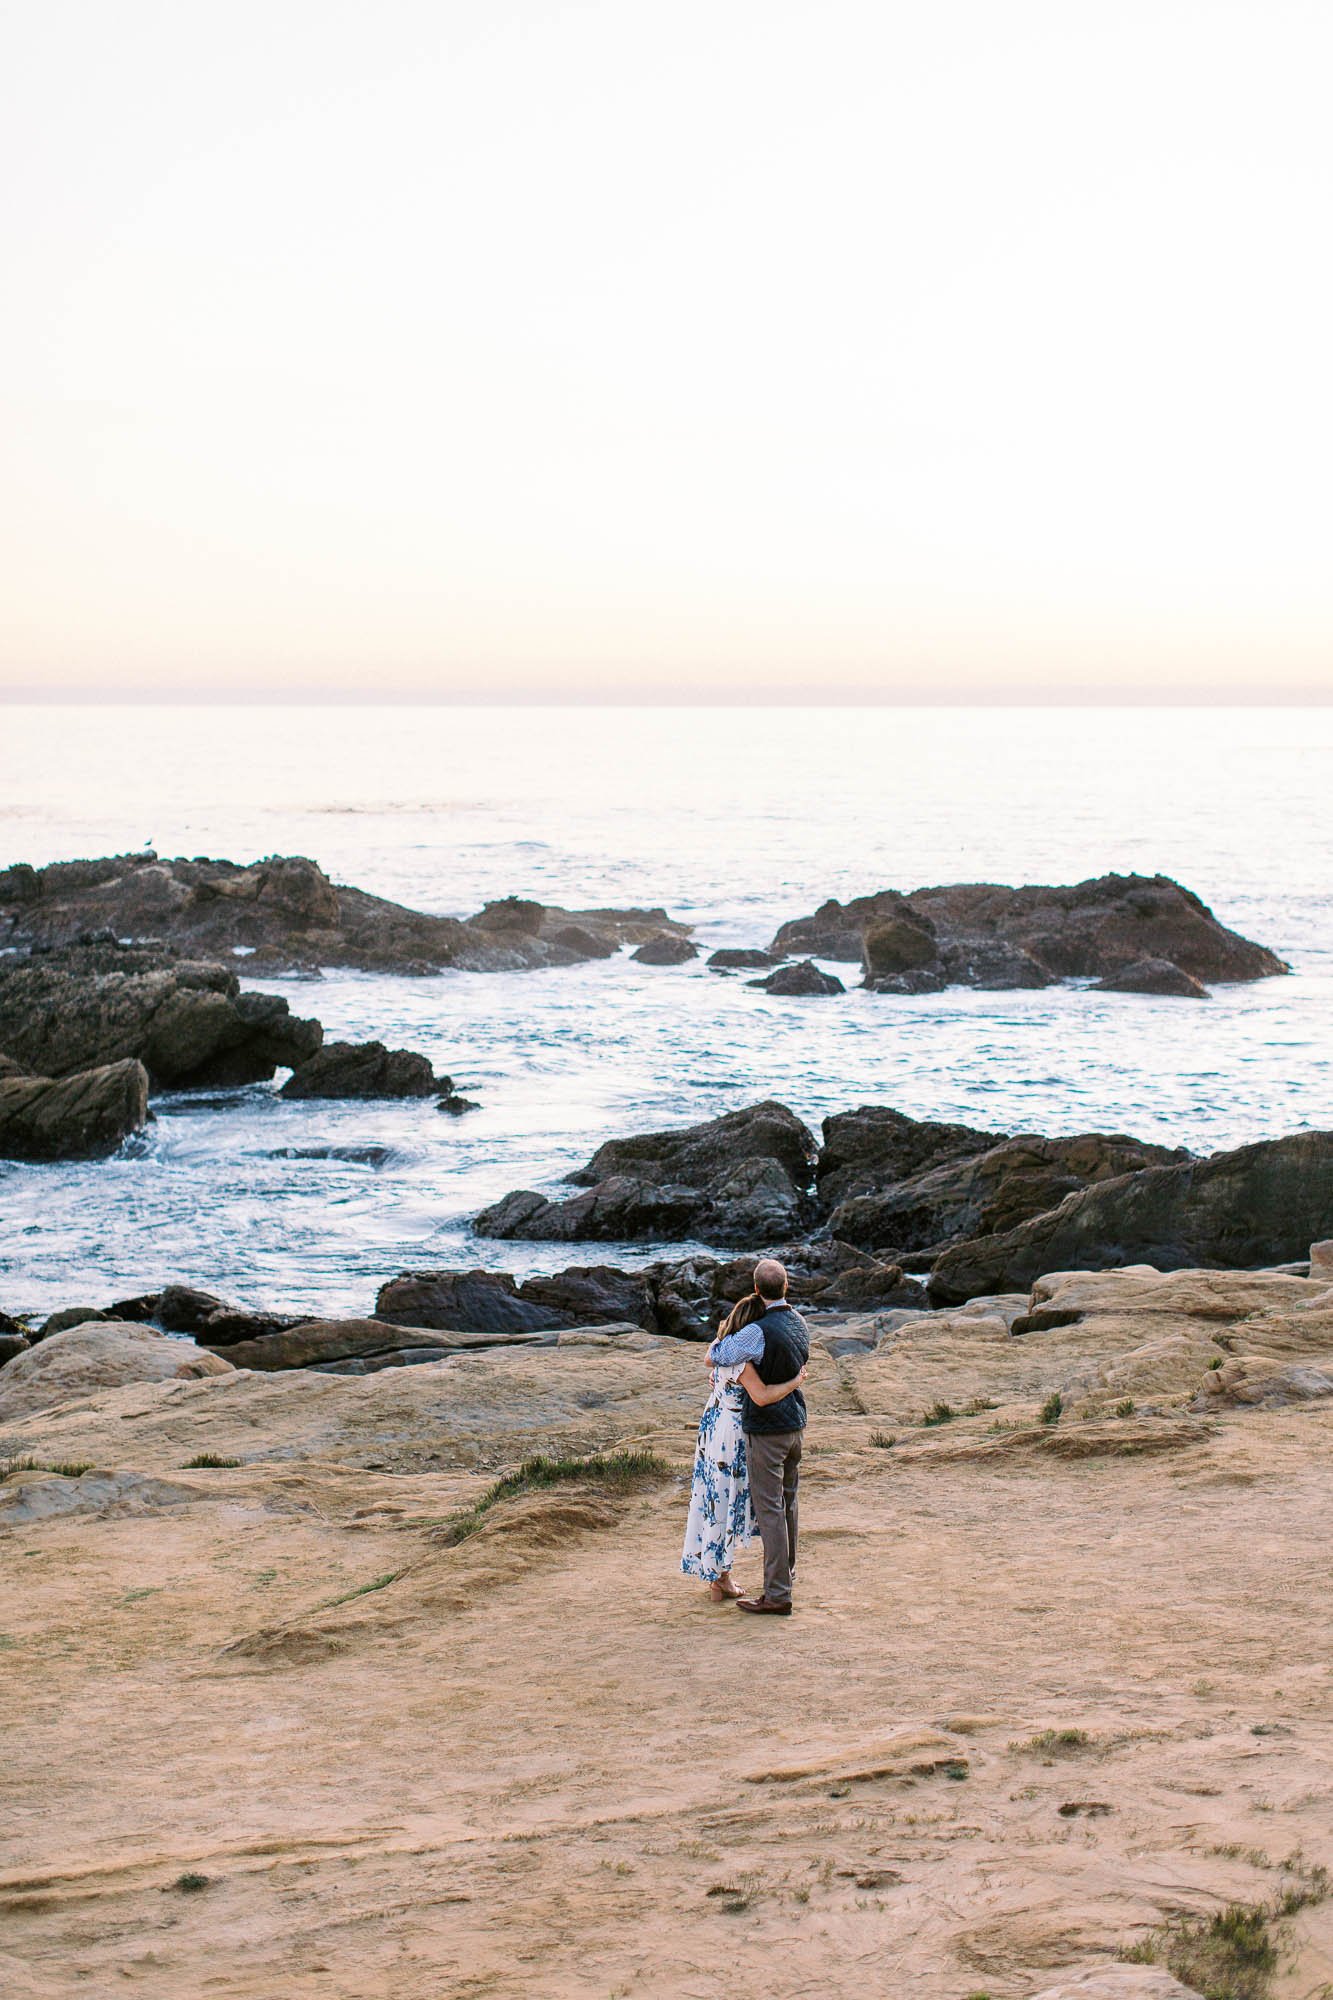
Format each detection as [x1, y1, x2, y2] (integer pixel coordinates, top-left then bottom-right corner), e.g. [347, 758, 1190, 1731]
[631, 933, 699, 966]
[376, 1265, 655, 1334]
[860, 900, 939, 977]
[827, 1132, 1189, 1256]
[574, 1100, 818, 1193]
[279, 1040, 445, 1100]
[267, 1144, 396, 1167]
[106, 1284, 305, 1347]
[928, 1129, 1333, 1303]
[547, 924, 619, 960]
[772, 873, 1287, 990]
[866, 966, 949, 994]
[474, 1176, 707, 1244]
[0, 851, 693, 976]
[1093, 958, 1210, 998]
[477, 1101, 819, 1247]
[378, 1242, 923, 1343]
[39, 1306, 112, 1338]
[750, 960, 845, 996]
[0, 1332, 30, 1366]
[203, 1317, 540, 1371]
[467, 896, 545, 936]
[0, 945, 321, 1088]
[0, 1058, 150, 1160]
[815, 1106, 1006, 1210]
[708, 948, 782, 972]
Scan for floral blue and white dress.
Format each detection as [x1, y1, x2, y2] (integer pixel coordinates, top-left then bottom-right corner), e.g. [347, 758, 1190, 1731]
[681, 1363, 758, 1581]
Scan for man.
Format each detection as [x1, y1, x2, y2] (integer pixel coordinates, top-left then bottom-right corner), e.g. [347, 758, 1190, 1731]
[706, 1257, 809, 1615]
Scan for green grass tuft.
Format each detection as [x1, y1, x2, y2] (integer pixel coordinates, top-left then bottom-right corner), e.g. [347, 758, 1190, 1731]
[1039, 1391, 1063, 1425]
[171, 1872, 210, 1894]
[0, 1457, 94, 1480]
[319, 1569, 405, 1609]
[921, 1402, 956, 1427]
[183, 1454, 243, 1469]
[1114, 1398, 1136, 1417]
[1013, 1727, 1092, 1756]
[437, 1448, 672, 1548]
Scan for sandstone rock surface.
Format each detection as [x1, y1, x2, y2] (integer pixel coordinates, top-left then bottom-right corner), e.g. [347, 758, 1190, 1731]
[0, 1258, 1329, 2000]
[0, 1321, 232, 1421]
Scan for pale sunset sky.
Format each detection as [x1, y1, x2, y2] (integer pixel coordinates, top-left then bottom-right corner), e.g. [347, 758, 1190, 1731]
[2, 1, 1331, 703]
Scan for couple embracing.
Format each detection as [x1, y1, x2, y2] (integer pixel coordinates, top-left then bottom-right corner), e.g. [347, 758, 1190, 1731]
[680, 1257, 808, 1616]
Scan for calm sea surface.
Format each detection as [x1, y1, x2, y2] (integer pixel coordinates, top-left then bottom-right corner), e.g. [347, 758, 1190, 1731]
[1, 704, 1330, 1316]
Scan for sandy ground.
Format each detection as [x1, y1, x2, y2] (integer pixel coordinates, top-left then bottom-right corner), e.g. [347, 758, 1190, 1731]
[2, 1276, 1332, 2000]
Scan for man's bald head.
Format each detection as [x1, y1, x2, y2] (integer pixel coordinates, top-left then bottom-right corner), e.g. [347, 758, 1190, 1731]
[754, 1258, 788, 1302]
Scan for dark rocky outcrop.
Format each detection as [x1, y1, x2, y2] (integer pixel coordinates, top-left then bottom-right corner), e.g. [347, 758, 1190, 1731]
[279, 1040, 453, 1101]
[928, 1130, 1333, 1302]
[1093, 958, 1210, 998]
[771, 874, 1286, 991]
[749, 960, 844, 996]
[379, 1242, 922, 1342]
[0, 943, 321, 1087]
[376, 1265, 656, 1336]
[827, 1132, 1190, 1258]
[0, 1058, 149, 1160]
[815, 1106, 1006, 1209]
[631, 933, 699, 966]
[476, 1101, 819, 1247]
[0, 853, 692, 975]
[203, 1317, 549, 1372]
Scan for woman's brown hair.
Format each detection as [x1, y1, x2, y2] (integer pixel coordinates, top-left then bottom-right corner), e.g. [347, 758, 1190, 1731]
[717, 1290, 766, 1339]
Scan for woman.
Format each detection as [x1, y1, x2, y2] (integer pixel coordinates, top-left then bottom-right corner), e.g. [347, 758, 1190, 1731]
[681, 1292, 807, 1602]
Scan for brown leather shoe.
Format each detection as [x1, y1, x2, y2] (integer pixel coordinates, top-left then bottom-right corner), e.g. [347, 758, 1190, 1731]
[736, 1596, 793, 1615]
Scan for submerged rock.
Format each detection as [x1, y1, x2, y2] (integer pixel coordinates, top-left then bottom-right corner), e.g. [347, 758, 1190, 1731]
[0, 1058, 149, 1160]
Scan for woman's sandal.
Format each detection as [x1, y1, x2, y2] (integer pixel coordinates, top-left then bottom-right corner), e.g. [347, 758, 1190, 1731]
[709, 1579, 743, 1602]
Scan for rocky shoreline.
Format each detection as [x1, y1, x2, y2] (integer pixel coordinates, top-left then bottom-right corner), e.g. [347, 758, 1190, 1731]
[3, 1096, 1329, 1380]
[2, 850, 1287, 990]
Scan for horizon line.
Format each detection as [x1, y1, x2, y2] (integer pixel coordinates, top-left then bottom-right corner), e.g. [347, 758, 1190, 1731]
[2, 686, 1331, 709]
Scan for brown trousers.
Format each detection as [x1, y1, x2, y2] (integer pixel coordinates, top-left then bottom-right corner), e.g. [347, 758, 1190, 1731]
[745, 1428, 802, 1604]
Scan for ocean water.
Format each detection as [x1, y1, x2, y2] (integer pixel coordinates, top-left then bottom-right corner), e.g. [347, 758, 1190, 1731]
[1, 704, 1330, 1318]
